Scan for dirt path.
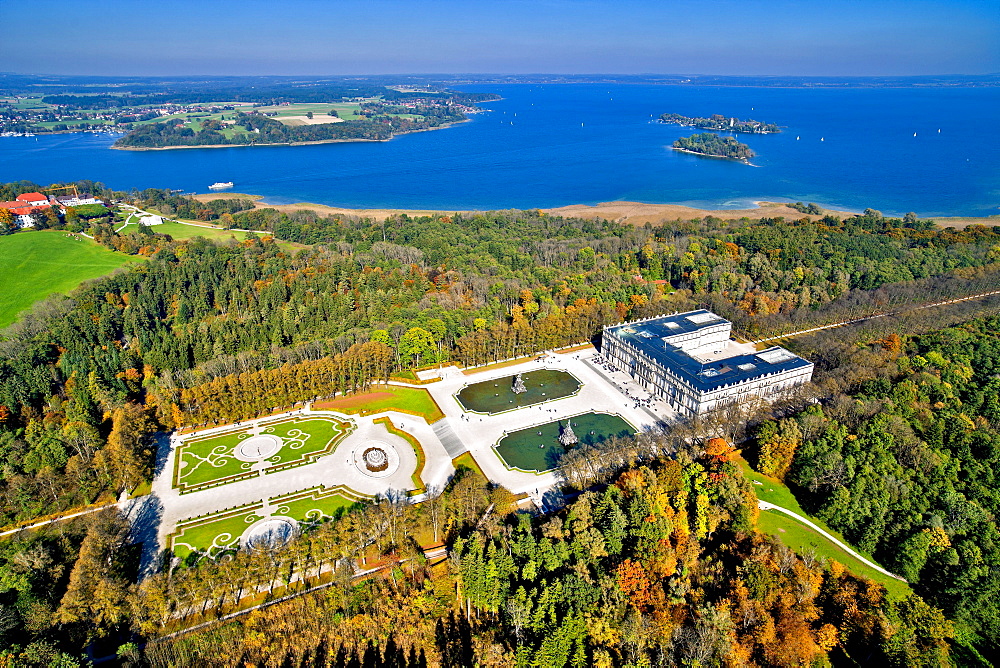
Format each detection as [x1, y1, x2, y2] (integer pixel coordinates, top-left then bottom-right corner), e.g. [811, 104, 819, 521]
[753, 289, 1000, 344]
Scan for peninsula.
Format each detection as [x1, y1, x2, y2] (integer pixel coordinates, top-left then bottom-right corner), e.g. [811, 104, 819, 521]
[660, 112, 779, 133]
[0, 75, 497, 147]
[672, 132, 755, 162]
[114, 97, 492, 149]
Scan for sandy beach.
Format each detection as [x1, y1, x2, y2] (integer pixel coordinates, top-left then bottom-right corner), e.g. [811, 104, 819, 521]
[192, 194, 851, 223]
[190, 194, 999, 228]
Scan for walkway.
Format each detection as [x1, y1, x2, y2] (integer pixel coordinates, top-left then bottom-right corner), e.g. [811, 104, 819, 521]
[432, 420, 467, 457]
[753, 289, 1000, 344]
[757, 500, 906, 582]
[0, 503, 114, 538]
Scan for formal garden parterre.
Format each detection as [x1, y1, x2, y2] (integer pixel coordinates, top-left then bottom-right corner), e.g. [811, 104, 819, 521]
[169, 485, 367, 560]
[173, 415, 354, 493]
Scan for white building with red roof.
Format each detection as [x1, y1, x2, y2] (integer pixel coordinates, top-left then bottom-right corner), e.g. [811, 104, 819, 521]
[15, 192, 49, 205]
[0, 193, 54, 227]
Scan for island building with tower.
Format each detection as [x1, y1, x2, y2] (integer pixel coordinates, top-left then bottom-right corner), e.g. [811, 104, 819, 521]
[601, 310, 813, 416]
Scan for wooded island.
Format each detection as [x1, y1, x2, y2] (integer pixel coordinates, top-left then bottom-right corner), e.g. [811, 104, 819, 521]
[660, 112, 779, 133]
[672, 132, 756, 161]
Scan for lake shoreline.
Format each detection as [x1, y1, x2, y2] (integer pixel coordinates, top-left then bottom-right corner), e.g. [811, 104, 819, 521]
[191, 193, 854, 223]
[189, 193, 999, 228]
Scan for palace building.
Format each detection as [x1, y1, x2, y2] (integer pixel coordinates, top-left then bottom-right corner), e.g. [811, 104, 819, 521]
[601, 310, 813, 416]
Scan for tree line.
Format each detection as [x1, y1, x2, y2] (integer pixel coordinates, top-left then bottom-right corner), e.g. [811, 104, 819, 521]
[114, 103, 468, 149]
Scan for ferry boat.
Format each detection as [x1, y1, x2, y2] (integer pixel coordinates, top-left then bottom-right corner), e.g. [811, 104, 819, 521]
[209, 182, 234, 190]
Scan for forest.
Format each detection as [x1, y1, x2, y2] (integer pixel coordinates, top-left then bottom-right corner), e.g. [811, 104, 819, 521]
[129, 436, 953, 667]
[0, 179, 999, 663]
[746, 315, 1000, 662]
[672, 133, 756, 161]
[659, 112, 780, 134]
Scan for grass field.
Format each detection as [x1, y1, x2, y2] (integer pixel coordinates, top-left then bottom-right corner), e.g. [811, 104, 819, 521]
[117, 219, 243, 242]
[142, 101, 372, 133]
[314, 385, 445, 423]
[0, 230, 142, 327]
[120, 216, 304, 253]
[738, 457, 910, 597]
[174, 416, 354, 493]
[758, 510, 911, 599]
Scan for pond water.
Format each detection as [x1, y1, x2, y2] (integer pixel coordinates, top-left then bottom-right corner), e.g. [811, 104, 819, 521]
[455, 368, 580, 414]
[495, 412, 635, 472]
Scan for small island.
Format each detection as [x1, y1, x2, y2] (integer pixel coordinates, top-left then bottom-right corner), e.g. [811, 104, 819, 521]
[672, 133, 755, 162]
[660, 112, 779, 134]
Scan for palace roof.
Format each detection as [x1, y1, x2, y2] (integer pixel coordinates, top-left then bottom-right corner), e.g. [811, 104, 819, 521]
[604, 310, 812, 393]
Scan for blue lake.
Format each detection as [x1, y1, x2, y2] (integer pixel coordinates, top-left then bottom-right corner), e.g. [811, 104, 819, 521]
[1, 84, 997, 217]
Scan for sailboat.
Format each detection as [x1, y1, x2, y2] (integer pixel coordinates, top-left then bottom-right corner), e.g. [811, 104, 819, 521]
[820, 137, 824, 142]
[914, 132, 918, 137]
[796, 136, 800, 140]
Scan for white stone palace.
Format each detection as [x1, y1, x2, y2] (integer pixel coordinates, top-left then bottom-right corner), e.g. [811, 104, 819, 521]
[601, 310, 813, 416]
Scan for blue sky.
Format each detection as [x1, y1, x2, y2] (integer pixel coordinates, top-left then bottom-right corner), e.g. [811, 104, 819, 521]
[4, 0, 998, 76]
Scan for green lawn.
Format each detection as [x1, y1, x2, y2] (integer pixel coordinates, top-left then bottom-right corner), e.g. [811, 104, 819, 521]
[315, 385, 445, 423]
[173, 431, 256, 491]
[118, 219, 240, 241]
[170, 505, 265, 560]
[0, 230, 142, 327]
[738, 459, 811, 516]
[738, 457, 911, 598]
[174, 416, 354, 493]
[170, 485, 366, 559]
[452, 452, 487, 479]
[264, 417, 353, 470]
[272, 486, 363, 524]
[758, 510, 911, 599]
[119, 218, 302, 252]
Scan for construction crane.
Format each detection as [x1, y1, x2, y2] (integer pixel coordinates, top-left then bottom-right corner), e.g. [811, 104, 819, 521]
[42, 185, 80, 200]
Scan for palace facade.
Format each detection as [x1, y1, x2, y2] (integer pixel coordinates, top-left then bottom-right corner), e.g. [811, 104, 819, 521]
[601, 310, 813, 416]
